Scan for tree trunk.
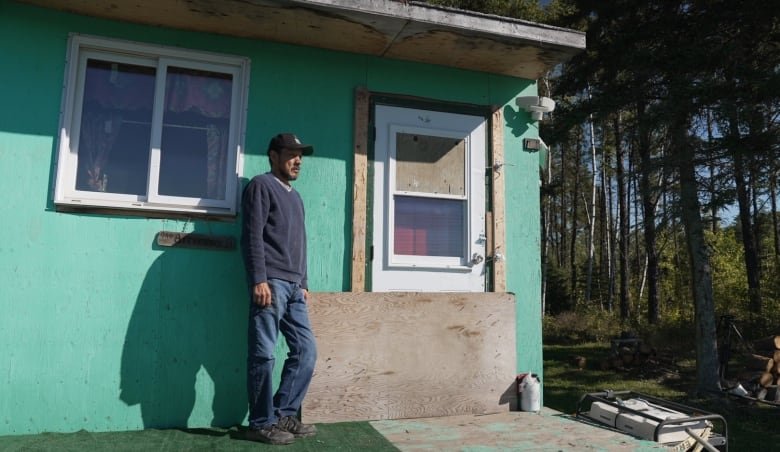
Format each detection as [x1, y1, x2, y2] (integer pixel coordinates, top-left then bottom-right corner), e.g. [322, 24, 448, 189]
[541, 138, 553, 315]
[614, 114, 631, 320]
[674, 118, 721, 393]
[603, 148, 615, 312]
[770, 170, 780, 264]
[726, 95, 763, 316]
[637, 103, 660, 324]
[585, 89, 598, 304]
[733, 144, 763, 315]
[558, 142, 567, 267]
[570, 130, 581, 306]
[706, 109, 719, 233]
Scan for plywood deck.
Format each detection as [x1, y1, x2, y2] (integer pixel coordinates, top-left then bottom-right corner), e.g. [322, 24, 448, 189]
[372, 409, 667, 451]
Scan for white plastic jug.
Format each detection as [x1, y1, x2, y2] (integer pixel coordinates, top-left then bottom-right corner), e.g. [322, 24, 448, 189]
[520, 373, 541, 412]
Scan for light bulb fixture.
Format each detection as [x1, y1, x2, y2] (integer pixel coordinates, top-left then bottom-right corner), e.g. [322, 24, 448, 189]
[516, 96, 555, 121]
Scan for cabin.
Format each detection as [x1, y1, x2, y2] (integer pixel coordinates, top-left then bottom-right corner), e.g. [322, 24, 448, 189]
[0, 0, 585, 434]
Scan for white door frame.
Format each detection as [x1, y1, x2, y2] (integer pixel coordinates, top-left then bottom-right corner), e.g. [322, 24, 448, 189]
[370, 104, 487, 292]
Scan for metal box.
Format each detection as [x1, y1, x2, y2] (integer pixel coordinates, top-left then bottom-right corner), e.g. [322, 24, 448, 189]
[613, 402, 709, 443]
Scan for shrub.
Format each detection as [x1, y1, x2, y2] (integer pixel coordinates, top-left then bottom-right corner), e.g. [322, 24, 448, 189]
[543, 309, 623, 344]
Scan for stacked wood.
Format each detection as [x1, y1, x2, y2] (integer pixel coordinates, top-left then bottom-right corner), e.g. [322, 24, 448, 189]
[753, 335, 780, 351]
[730, 332, 780, 404]
[599, 338, 675, 379]
[746, 353, 774, 373]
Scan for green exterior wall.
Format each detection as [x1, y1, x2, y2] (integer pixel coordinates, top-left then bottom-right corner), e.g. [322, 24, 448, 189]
[0, 1, 542, 435]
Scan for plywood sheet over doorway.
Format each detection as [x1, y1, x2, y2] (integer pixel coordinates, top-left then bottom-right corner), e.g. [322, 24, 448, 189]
[303, 292, 516, 423]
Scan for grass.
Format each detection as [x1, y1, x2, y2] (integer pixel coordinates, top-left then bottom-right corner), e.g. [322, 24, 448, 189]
[543, 343, 780, 450]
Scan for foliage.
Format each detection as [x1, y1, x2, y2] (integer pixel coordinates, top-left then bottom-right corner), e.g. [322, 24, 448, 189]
[542, 260, 573, 314]
[543, 309, 623, 344]
[439, 0, 780, 393]
[543, 343, 779, 450]
[709, 228, 749, 315]
[423, 0, 545, 22]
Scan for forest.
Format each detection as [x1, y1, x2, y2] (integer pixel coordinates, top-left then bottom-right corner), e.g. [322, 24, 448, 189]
[427, 0, 780, 393]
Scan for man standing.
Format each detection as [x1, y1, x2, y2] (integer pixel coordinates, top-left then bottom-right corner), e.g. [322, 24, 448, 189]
[240, 133, 318, 445]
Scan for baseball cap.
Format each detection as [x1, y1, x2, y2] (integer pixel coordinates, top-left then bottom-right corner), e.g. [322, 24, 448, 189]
[267, 133, 314, 155]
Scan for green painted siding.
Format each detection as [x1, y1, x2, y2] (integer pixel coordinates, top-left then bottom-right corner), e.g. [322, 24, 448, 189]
[0, 1, 542, 435]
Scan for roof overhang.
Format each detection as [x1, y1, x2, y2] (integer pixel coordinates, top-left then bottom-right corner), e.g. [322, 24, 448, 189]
[16, 0, 585, 79]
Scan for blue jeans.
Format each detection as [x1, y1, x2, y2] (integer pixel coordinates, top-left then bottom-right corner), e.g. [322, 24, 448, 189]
[247, 279, 317, 429]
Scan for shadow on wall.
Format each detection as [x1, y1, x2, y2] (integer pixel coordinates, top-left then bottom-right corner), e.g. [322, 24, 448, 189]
[503, 105, 530, 138]
[119, 222, 248, 429]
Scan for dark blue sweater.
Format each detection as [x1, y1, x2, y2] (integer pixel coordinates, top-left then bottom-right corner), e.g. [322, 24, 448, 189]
[240, 173, 308, 289]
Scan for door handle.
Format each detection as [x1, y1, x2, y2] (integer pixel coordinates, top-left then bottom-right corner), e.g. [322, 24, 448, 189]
[470, 253, 484, 266]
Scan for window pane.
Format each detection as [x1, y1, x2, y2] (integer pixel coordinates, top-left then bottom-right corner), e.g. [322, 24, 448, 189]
[76, 59, 155, 195]
[395, 133, 465, 195]
[393, 195, 465, 257]
[158, 66, 233, 199]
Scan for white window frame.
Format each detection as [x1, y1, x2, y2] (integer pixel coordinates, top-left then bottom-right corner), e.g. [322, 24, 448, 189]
[386, 124, 473, 270]
[54, 34, 250, 216]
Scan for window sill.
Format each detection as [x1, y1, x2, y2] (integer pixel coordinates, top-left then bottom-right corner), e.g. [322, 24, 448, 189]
[386, 263, 474, 272]
[54, 201, 237, 222]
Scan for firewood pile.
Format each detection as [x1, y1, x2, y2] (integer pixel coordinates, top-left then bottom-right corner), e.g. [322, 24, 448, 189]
[598, 337, 680, 382]
[726, 334, 780, 403]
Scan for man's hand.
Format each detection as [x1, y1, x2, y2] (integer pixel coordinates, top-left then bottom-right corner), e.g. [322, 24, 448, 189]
[253, 282, 272, 307]
[302, 288, 309, 303]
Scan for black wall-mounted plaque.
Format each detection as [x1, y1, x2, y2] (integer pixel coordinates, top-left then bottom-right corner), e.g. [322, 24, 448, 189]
[156, 231, 236, 251]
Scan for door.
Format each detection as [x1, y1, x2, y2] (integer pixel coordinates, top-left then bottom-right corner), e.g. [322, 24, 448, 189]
[371, 105, 487, 292]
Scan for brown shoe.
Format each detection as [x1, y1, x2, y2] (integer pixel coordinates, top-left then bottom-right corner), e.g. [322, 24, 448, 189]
[278, 415, 317, 438]
[245, 424, 295, 445]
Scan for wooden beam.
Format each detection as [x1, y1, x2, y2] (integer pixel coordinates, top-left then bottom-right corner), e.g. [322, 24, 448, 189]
[491, 108, 507, 291]
[350, 87, 370, 291]
[303, 292, 517, 423]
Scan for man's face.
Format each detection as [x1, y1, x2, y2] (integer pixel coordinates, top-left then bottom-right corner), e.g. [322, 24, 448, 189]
[270, 148, 304, 182]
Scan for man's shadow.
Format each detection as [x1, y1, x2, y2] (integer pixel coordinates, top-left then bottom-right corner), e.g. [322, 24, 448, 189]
[119, 221, 248, 429]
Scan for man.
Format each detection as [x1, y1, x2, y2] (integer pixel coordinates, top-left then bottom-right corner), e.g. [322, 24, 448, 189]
[240, 133, 318, 445]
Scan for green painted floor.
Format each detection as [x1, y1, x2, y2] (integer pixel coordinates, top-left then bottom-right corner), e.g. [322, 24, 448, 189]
[0, 422, 398, 452]
[0, 410, 679, 451]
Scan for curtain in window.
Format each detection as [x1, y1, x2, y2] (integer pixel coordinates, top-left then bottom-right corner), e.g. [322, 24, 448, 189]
[206, 124, 229, 199]
[78, 109, 123, 191]
[165, 68, 232, 199]
[165, 72, 231, 119]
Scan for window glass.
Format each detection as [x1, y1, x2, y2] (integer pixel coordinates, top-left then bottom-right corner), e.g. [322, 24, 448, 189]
[159, 67, 233, 199]
[393, 195, 465, 257]
[75, 59, 154, 195]
[55, 36, 249, 215]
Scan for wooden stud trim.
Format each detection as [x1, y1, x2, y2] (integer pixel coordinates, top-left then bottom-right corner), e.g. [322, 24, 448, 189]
[350, 86, 370, 292]
[491, 108, 507, 292]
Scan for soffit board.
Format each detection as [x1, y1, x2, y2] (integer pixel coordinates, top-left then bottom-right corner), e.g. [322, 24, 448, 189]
[17, 0, 585, 79]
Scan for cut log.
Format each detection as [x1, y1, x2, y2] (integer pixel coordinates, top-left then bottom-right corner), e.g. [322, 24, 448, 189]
[746, 354, 774, 372]
[570, 355, 587, 370]
[753, 349, 780, 361]
[753, 335, 780, 351]
[737, 371, 765, 384]
[760, 372, 775, 387]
